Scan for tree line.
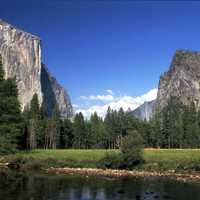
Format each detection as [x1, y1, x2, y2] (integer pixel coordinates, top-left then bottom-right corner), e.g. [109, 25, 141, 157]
[151, 97, 200, 148]
[1, 55, 200, 155]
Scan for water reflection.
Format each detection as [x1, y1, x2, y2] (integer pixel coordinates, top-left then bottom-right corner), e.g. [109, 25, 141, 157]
[0, 170, 200, 200]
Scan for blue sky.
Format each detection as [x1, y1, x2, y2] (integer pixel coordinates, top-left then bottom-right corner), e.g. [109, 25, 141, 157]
[1, 1, 200, 117]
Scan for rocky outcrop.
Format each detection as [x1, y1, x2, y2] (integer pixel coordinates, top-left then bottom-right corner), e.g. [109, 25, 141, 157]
[0, 19, 73, 118]
[132, 100, 156, 121]
[155, 49, 200, 112]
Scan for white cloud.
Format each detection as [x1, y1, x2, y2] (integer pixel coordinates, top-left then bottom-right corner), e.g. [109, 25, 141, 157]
[105, 89, 114, 95]
[72, 104, 79, 108]
[76, 88, 157, 119]
[80, 94, 114, 101]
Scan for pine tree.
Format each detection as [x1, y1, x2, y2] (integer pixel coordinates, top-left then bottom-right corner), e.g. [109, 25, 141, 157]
[182, 103, 199, 148]
[20, 105, 30, 149]
[0, 56, 22, 154]
[52, 104, 61, 148]
[38, 104, 48, 147]
[104, 106, 116, 149]
[90, 112, 106, 148]
[60, 119, 73, 148]
[73, 112, 86, 149]
[0, 55, 4, 82]
[44, 104, 61, 149]
[27, 93, 41, 149]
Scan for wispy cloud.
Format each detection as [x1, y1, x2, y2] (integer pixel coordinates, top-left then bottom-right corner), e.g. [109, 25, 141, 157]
[80, 94, 114, 101]
[75, 88, 157, 119]
[72, 104, 79, 108]
[105, 89, 114, 95]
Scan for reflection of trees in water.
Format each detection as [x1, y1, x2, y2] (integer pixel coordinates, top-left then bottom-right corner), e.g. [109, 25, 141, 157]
[162, 179, 200, 200]
[0, 170, 28, 199]
[1, 171, 200, 200]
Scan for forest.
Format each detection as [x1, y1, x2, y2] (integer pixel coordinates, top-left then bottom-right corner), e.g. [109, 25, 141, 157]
[1, 56, 200, 155]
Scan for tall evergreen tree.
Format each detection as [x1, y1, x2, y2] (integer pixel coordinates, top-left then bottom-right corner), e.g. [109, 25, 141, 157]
[60, 119, 74, 148]
[45, 104, 61, 149]
[0, 56, 22, 154]
[182, 103, 199, 148]
[73, 112, 86, 149]
[104, 107, 117, 149]
[27, 93, 41, 149]
[0, 55, 4, 82]
[90, 112, 106, 148]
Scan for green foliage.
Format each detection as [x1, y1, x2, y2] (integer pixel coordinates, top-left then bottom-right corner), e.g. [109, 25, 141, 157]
[44, 105, 61, 149]
[73, 112, 86, 148]
[89, 112, 106, 148]
[30, 93, 40, 119]
[3, 149, 200, 172]
[0, 57, 22, 154]
[60, 119, 74, 148]
[120, 130, 144, 167]
[97, 153, 123, 169]
[98, 131, 144, 169]
[1, 45, 200, 160]
[21, 94, 48, 149]
[26, 93, 41, 149]
[0, 55, 4, 82]
[151, 97, 200, 149]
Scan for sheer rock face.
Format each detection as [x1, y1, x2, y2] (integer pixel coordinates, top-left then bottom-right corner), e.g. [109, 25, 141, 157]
[155, 50, 200, 111]
[0, 19, 43, 109]
[41, 64, 73, 118]
[132, 100, 156, 121]
[0, 19, 73, 118]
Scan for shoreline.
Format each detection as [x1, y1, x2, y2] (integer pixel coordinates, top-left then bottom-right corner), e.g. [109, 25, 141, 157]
[47, 167, 200, 183]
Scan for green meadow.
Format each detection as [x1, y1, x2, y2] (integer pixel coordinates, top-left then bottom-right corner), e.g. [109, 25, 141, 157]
[2, 149, 200, 172]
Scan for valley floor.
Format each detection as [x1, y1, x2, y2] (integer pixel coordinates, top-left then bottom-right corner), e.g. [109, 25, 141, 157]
[2, 149, 200, 173]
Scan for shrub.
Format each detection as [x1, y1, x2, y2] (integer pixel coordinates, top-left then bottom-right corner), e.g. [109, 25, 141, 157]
[120, 130, 144, 169]
[98, 131, 144, 169]
[8, 157, 27, 169]
[97, 153, 123, 169]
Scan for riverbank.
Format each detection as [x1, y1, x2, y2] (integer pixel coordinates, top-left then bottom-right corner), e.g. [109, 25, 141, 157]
[48, 167, 200, 183]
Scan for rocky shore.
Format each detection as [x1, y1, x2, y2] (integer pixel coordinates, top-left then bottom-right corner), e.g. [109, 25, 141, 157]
[48, 167, 200, 183]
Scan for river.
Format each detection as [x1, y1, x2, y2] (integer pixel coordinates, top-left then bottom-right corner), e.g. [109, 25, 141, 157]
[0, 170, 199, 200]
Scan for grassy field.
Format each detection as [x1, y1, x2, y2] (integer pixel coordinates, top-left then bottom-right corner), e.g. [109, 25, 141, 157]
[2, 149, 200, 171]
[143, 149, 200, 171]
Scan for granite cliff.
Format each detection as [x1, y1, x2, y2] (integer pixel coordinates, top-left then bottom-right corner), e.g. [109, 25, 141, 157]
[155, 50, 200, 112]
[133, 49, 200, 121]
[0, 19, 73, 118]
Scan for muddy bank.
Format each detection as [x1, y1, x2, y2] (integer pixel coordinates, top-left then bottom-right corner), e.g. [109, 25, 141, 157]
[48, 167, 200, 183]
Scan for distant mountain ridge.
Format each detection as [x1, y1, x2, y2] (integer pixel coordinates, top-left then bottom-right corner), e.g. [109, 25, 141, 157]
[132, 100, 156, 121]
[0, 19, 73, 118]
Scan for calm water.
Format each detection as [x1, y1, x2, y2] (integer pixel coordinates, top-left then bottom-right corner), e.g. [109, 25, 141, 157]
[0, 170, 200, 200]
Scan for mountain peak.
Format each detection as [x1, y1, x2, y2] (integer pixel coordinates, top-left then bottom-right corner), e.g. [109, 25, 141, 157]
[155, 49, 200, 112]
[0, 19, 39, 40]
[0, 20, 73, 118]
